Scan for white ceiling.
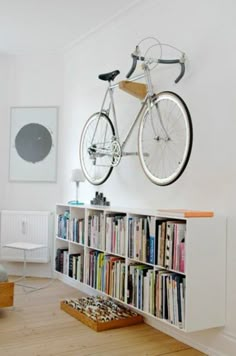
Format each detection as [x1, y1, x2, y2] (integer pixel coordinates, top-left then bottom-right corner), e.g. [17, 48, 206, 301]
[0, 0, 140, 54]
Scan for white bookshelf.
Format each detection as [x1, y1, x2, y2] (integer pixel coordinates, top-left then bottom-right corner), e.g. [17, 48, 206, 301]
[54, 203, 226, 332]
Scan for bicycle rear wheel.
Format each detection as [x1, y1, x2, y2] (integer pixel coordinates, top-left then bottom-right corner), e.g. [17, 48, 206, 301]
[138, 91, 192, 186]
[80, 112, 115, 185]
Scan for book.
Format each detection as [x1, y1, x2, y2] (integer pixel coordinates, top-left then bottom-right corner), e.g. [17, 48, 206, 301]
[159, 221, 166, 266]
[175, 275, 182, 328]
[55, 248, 69, 273]
[128, 217, 134, 258]
[143, 274, 149, 313]
[180, 280, 185, 329]
[164, 221, 174, 269]
[68, 253, 80, 278]
[175, 223, 186, 271]
[148, 216, 156, 264]
[179, 242, 185, 273]
[157, 209, 214, 218]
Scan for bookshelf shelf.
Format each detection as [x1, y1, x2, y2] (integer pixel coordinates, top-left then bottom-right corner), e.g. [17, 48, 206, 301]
[54, 204, 226, 332]
[70, 241, 84, 247]
[56, 236, 68, 241]
[128, 257, 154, 267]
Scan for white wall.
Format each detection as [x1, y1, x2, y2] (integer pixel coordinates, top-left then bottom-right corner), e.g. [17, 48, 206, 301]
[0, 53, 64, 277]
[61, 0, 236, 354]
[3, 53, 64, 211]
[0, 54, 11, 206]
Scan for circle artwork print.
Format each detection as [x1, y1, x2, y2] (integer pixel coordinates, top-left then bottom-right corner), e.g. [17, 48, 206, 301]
[15, 123, 52, 163]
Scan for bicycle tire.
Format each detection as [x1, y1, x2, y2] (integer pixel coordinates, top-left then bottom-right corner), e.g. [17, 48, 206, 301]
[79, 112, 115, 185]
[138, 91, 193, 186]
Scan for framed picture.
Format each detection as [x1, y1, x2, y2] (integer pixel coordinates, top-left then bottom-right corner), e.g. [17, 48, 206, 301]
[9, 107, 58, 182]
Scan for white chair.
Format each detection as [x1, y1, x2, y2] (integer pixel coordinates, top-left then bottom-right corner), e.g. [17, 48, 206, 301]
[3, 242, 47, 290]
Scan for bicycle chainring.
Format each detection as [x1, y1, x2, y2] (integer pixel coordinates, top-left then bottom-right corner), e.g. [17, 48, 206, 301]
[111, 140, 122, 167]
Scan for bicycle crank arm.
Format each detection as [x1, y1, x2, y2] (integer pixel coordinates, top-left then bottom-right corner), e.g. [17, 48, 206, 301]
[89, 149, 113, 158]
[122, 151, 149, 157]
[122, 151, 138, 156]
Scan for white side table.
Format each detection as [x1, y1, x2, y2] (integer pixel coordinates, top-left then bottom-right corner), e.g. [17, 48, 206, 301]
[3, 242, 47, 288]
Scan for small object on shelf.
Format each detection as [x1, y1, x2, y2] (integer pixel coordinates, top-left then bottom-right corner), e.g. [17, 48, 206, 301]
[60, 296, 143, 331]
[157, 209, 214, 218]
[90, 191, 110, 206]
[68, 168, 85, 205]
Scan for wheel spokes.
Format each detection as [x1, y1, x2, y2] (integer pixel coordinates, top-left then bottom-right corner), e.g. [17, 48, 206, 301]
[139, 92, 192, 185]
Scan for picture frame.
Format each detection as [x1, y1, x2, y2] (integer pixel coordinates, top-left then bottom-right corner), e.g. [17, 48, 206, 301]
[9, 106, 58, 182]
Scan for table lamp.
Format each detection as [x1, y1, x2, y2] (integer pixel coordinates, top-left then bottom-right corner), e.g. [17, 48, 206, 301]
[68, 168, 85, 205]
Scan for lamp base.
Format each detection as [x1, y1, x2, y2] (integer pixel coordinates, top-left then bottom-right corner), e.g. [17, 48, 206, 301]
[68, 200, 84, 205]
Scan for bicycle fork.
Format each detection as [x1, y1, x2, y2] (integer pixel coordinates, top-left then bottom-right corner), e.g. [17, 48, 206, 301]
[143, 63, 170, 142]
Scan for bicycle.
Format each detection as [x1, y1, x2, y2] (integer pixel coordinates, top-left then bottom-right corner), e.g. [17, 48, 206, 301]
[79, 39, 193, 186]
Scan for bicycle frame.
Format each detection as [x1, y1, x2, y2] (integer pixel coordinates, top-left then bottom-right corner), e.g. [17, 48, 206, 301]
[95, 64, 155, 156]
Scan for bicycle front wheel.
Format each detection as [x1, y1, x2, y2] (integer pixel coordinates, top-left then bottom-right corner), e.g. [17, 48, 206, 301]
[138, 91, 193, 186]
[80, 112, 115, 185]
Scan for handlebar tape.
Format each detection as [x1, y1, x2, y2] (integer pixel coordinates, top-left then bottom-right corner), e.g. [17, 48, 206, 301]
[158, 59, 185, 83]
[126, 54, 138, 79]
[126, 56, 185, 83]
[175, 62, 185, 83]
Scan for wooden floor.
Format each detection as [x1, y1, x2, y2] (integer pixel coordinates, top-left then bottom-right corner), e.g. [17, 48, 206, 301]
[0, 277, 206, 356]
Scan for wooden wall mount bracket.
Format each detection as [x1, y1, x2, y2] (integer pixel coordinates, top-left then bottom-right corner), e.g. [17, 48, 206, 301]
[119, 81, 147, 100]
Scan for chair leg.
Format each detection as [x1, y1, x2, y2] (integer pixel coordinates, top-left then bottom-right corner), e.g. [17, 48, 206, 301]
[13, 249, 27, 283]
[23, 250, 26, 278]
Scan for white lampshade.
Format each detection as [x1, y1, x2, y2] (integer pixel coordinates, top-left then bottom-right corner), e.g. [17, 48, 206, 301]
[71, 168, 85, 182]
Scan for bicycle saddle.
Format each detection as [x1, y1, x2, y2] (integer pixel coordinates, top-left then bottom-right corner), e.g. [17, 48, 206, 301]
[98, 70, 120, 82]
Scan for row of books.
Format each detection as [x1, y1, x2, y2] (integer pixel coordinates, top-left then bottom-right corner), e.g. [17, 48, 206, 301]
[128, 216, 154, 263]
[88, 213, 126, 256]
[128, 217, 186, 273]
[57, 213, 185, 273]
[87, 250, 125, 301]
[68, 253, 83, 282]
[165, 220, 185, 272]
[57, 212, 85, 244]
[106, 214, 126, 256]
[55, 248, 83, 282]
[57, 211, 70, 239]
[56, 249, 185, 327]
[88, 214, 105, 250]
[55, 247, 68, 274]
[70, 217, 85, 244]
[127, 264, 185, 328]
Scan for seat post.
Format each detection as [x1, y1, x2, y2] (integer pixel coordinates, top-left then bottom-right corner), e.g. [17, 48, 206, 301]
[108, 81, 119, 142]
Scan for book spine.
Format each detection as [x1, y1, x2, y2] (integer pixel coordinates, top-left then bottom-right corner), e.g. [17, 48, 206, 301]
[179, 242, 185, 273]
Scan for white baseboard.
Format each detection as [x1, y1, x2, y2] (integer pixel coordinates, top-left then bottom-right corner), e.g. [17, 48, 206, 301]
[144, 316, 210, 355]
[206, 331, 236, 356]
[55, 271, 97, 296]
